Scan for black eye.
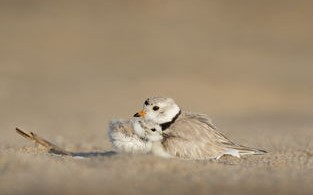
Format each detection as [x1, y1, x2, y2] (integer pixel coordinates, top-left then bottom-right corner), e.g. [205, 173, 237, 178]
[144, 99, 149, 106]
[151, 128, 156, 132]
[153, 106, 159, 111]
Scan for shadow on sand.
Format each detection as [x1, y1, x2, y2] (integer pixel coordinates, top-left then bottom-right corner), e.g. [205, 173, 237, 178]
[68, 151, 117, 158]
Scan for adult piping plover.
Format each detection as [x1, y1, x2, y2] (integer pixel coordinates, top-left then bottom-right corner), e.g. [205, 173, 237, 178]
[133, 96, 267, 160]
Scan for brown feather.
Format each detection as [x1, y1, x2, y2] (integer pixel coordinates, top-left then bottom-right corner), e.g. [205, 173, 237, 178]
[162, 112, 266, 159]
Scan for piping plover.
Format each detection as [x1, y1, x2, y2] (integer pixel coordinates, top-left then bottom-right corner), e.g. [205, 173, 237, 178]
[134, 96, 267, 160]
[133, 119, 172, 158]
[108, 119, 152, 153]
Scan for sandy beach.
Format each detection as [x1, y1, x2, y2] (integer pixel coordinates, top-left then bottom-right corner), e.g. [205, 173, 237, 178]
[1, 1, 313, 195]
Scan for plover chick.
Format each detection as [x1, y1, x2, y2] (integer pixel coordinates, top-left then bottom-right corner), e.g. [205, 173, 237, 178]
[132, 119, 172, 158]
[107, 119, 151, 153]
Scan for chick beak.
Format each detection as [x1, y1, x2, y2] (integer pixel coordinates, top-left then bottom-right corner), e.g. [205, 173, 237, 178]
[133, 110, 146, 117]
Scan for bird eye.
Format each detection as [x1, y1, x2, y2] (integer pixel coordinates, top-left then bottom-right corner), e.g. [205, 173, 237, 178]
[151, 128, 156, 132]
[153, 106, 159, 111]
[144, 99, 149, 106]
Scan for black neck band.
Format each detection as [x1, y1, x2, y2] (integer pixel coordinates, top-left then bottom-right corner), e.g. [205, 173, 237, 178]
[160, 110, 181, 131]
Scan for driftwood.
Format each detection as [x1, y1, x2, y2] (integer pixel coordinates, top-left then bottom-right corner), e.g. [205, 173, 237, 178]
[15, 128, 73, 155]
[16, 127, 117, 157]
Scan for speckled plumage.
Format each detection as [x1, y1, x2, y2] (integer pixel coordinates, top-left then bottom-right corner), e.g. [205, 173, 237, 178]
[107, 119, 151, 153]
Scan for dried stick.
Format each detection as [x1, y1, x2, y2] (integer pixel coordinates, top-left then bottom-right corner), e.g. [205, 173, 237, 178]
[15, 128, 73, 156]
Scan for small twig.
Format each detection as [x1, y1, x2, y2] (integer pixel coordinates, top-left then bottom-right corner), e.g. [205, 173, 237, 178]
[15, 128, 73, 156]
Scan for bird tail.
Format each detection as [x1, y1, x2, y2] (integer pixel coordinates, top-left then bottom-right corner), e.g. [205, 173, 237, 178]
[221, 144, 267, 159]
[233, 145, 267, 156]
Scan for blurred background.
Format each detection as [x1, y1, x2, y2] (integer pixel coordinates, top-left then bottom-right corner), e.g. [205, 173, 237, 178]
[0, 0, 312, 147]
[1, 1, 313, 195]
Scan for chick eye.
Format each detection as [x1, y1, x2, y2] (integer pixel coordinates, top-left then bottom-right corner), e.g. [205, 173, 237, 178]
[153, 106, 159, 111]
[151, 128, 156, 132]
[144, 99, 149, 106]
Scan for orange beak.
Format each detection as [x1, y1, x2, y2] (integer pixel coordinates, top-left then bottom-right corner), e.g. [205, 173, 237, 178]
[133, 110, 146, 117]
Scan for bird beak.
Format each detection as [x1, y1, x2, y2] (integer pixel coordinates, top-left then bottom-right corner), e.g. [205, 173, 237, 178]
[133, 110, 146, 117]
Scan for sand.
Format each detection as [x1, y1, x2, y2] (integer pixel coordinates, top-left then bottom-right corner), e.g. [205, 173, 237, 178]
[0, 1, 313, 195]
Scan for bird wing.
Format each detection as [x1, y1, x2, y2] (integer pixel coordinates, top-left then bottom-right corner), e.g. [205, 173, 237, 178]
[162, 112, 266, 159]
[162, 113, 231, 159]
[184, 112, 267, 155]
